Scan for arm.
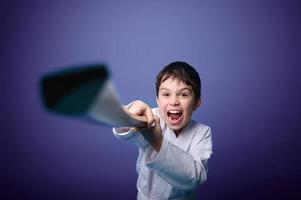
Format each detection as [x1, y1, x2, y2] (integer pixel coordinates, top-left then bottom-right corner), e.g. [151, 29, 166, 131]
[128, 101, 163, 151]
[145, 127, 212, 191]
[112, 100, 162, 150]
[138, 113, 162, 151]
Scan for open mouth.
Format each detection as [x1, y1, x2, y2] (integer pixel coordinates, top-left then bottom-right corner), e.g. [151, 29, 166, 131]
[167, 110, 183, 125]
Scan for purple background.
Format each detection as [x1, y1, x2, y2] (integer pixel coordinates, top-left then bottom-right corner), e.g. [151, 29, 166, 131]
[1, 1, 301, 199]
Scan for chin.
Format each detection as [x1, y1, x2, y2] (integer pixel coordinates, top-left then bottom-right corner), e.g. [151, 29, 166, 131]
[168, 123, 184, 132]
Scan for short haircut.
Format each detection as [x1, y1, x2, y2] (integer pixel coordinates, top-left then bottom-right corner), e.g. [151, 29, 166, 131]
[156, 61, 201, 101]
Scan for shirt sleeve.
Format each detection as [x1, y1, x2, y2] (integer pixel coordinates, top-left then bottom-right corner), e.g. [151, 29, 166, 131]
[112, 127, 135, 140]
[112, 127, 149, 149]
[145, 127, 212, 191]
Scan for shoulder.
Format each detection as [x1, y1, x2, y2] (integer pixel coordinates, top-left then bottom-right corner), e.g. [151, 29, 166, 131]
[190, 120, 212, 139]
[189, 121, 213, 158]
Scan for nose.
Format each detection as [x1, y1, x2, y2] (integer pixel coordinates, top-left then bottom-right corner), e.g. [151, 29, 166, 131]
[170, 95, 179, 106]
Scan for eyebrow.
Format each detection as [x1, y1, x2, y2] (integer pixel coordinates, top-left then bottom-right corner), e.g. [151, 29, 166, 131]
[159, 87, 191, 92]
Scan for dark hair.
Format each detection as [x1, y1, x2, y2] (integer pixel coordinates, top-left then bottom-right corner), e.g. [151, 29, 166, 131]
[156, 61, 201, 100]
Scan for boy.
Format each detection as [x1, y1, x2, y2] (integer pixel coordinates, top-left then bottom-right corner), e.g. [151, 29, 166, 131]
[113, 61, 212, 200]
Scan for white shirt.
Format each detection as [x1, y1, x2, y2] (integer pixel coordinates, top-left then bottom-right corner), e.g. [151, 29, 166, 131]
[113, 108, 212, 200]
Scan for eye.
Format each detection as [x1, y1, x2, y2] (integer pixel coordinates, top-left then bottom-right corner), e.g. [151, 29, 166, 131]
[162, 93, 170, 97]
[180, 93, 189, 97]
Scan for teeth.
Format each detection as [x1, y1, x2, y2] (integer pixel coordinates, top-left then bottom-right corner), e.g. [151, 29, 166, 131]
[168, 110, 182, 114]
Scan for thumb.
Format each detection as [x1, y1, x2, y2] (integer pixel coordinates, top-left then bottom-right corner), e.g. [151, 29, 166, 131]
[151, 115, 160, 128]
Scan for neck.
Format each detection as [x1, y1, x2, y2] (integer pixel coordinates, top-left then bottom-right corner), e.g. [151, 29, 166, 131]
[174, 129, 181, 137]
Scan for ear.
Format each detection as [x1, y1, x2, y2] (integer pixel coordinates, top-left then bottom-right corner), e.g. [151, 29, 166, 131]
[193, 99, 201, 111]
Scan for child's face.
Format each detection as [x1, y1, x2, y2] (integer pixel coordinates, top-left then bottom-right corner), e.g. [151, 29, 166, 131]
[156, 77, 200, 135]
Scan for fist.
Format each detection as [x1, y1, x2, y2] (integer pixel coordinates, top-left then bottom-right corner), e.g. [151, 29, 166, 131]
[125, 100, 155, 129]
